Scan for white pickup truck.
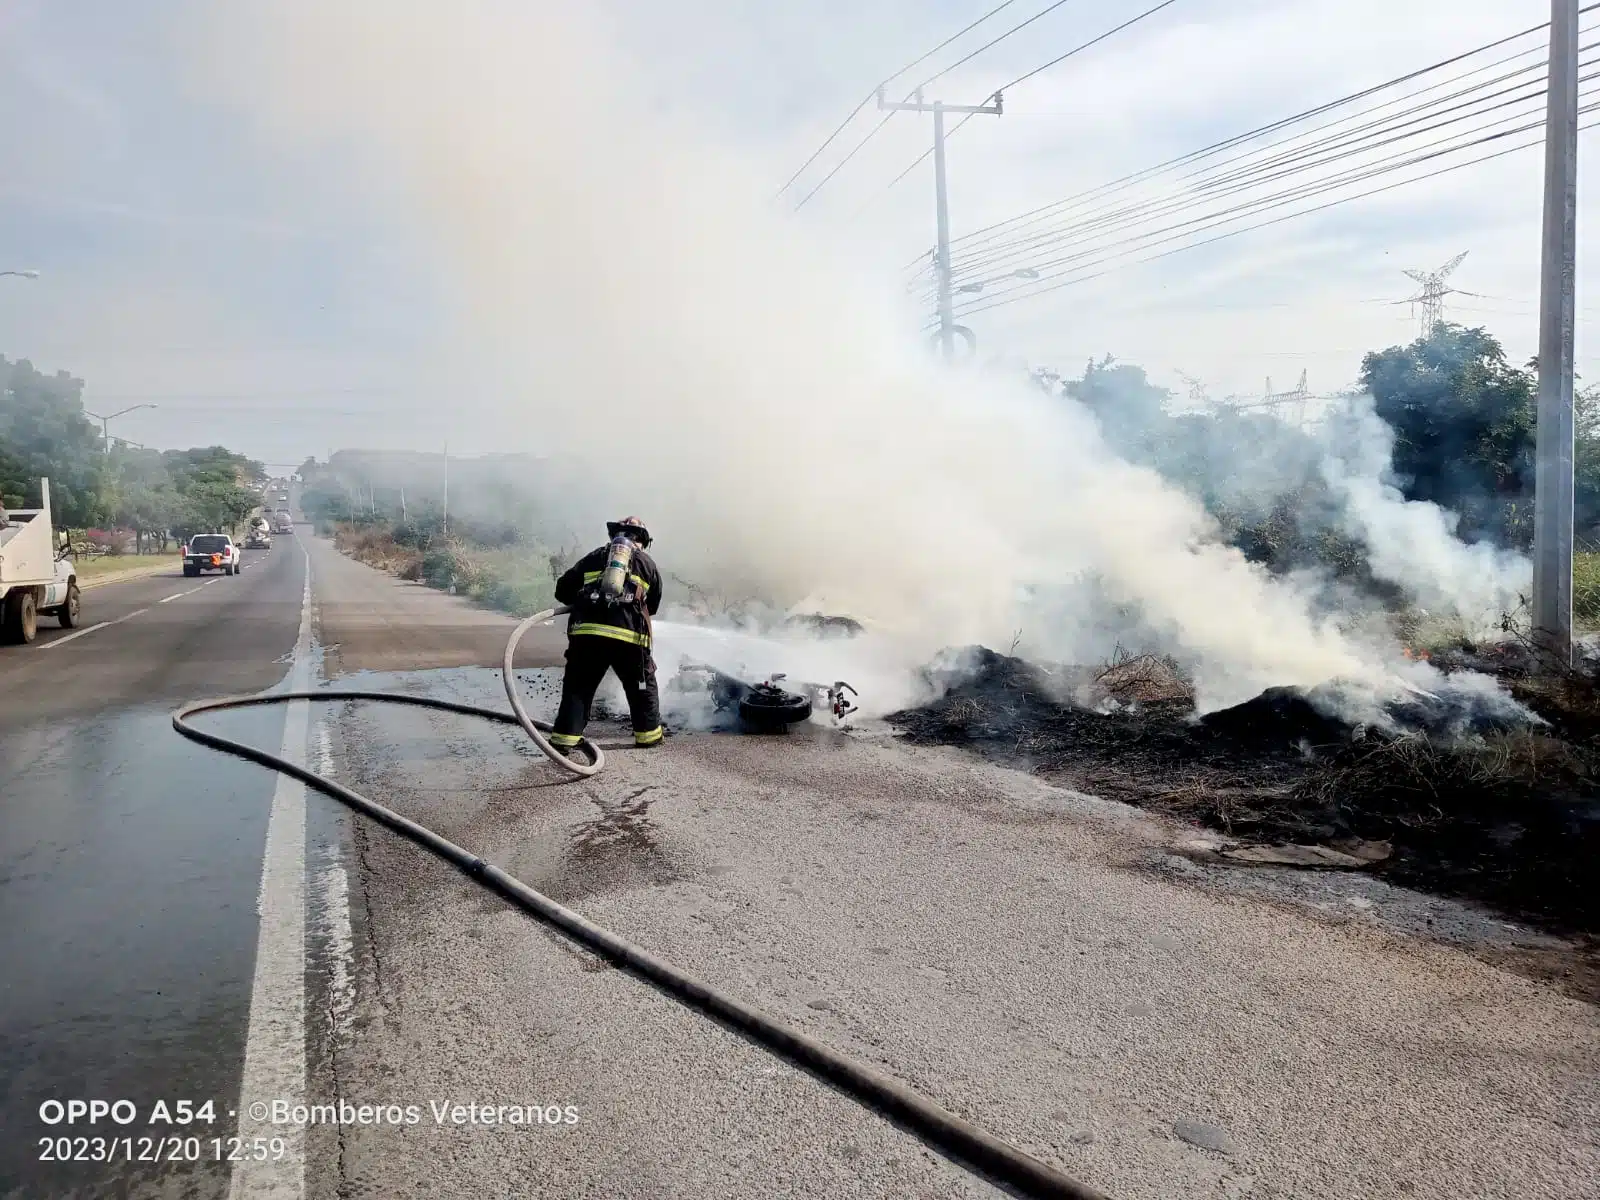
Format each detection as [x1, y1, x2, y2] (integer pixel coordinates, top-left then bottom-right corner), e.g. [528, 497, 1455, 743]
[0, 478, 82, 644]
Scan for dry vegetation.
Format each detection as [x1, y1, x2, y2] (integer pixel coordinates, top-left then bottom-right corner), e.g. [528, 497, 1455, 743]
[332, 522, 558, 616]
[890, 642, 1600, 936]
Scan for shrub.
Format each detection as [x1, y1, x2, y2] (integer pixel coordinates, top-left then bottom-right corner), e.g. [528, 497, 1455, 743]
[420, 543, 481, 591]
[469, 550, 556, 616]
[85, 528, 132, 556]
[1575, 551, 1600, 626]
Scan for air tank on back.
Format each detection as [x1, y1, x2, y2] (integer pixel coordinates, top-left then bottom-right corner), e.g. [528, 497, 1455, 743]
[599, 534, 634, 601]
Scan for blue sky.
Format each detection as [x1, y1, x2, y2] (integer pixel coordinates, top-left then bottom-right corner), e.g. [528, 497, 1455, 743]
[0, 0, 1595, 464]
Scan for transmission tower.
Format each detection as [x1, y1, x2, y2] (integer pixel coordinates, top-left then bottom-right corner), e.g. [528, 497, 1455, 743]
[1401, 251, 1473, 337]
[1221, 370, 1314, 428]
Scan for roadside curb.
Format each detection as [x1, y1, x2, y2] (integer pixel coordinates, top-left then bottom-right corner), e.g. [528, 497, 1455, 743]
[78, 560, 183, 591]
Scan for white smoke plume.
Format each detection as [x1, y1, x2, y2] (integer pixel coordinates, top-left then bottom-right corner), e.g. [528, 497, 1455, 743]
[188, 0, 1422, 712]
[1320, 394, 1532, 629]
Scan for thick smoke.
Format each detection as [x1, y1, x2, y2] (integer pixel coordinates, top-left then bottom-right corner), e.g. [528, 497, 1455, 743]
[1067, 365, 1532, 637]
[192, 0, 1422, 712]
[1320, 394, 1531, 628]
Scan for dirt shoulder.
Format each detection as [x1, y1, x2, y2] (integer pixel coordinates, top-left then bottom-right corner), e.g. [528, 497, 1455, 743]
[889, 648, 1600, 963]
[307, 533, 566, 675]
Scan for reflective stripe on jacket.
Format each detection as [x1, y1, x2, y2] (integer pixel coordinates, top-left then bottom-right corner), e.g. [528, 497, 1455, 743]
[554, 544, 662, 648]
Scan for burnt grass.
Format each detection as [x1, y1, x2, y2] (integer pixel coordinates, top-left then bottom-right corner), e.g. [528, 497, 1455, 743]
[888, 647, 1600, 936]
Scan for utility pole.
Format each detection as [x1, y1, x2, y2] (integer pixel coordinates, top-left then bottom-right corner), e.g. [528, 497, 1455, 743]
[877, 88, 1002, 361]
[1534, 0, 1580, 666]
[442, 440, 449, 537]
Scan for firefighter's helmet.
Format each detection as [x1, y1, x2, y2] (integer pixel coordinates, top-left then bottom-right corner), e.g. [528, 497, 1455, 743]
[606, 516, 651, 548]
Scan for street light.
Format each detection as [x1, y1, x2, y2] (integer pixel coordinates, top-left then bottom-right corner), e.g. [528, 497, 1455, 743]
[84, 404, 158, 453]
[0, 269, 40, 279]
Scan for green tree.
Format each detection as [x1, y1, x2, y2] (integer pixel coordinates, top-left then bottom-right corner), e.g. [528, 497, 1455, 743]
[1061, 355, 1173, 462]
[1358, 324, 1535, 543]
[0, 356, 108, 524]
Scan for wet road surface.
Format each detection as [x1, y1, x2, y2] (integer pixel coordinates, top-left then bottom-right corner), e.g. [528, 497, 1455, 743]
[0, 540, 306, 1200]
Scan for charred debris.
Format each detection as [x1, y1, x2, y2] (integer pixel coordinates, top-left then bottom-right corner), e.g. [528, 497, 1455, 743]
[889, 644, 1600, 934]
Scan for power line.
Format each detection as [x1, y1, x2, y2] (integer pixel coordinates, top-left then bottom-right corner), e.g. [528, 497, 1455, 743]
[938, 105, 1581, 313]
[944, 107, 1587, 313]
[943, 35, 1574, 276]
[866, 0, 1187, 214]
[776, 0, 1028, 200]
[988, 0, 1181, 95]
[937, 47, 1600, 288]
[904, 6, 1600, 267]
[942, 71, 1600, 309]
[941, 107, 1600, 321]
[905, 0, 1082, 93]
[793, 0, 1095, 211]
[791, 112, 899, 210]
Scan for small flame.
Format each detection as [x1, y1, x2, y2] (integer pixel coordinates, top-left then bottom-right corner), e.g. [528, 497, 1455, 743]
[1400, 647, 1432, 662]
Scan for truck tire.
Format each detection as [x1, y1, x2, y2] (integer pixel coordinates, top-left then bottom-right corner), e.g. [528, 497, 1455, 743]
[184, 564, 198, 577]
[3, 588, 38, 644]
[58, 582, 81, 628]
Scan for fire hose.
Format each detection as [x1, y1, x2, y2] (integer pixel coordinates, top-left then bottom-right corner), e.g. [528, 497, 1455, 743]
[171, 606, 1110, 1200]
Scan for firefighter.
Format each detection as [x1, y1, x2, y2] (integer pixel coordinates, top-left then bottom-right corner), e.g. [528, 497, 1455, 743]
[549, 517, 665, 754]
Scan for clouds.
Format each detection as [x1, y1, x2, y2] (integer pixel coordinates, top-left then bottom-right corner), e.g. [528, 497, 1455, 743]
[0, 0, 1590, 464]
[779, 0, 1585, 393]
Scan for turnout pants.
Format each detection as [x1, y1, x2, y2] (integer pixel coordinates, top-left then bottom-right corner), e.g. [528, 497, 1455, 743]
[550, 634, 663, 748]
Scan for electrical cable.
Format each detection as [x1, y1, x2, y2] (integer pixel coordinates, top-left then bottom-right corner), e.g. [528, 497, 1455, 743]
[776, 0, 1027, 199]
[907, 0, 1081, 93]
[986, 0, 1181, 96]
[172, 623, 1111, 1200]
[938, 107, 1600, 321]
[790, 0, 1066, 210]
[943, 39, 1588, 277]
[867, 0, 1185, 215]
[944, 91, 1600, 312]
[939, 54, 1600, 290]
[900, 5, 1600, 268]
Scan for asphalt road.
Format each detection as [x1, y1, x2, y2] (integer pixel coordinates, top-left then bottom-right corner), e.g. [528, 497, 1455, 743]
[0, 537, 305, 1200]
[298, 534, 1598, 1200]
[3, 514, 1597, 1200]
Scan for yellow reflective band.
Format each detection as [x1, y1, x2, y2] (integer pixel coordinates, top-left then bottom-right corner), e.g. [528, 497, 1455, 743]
[569, 622, 650, 647]
[548, 733, 583, 746]
[634, 726, 664, 745]
[582, 571, 602, 582]
[629, 574, 650, 592]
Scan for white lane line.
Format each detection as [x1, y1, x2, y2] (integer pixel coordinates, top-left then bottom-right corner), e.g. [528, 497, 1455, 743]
[38, 607, 150, 650]
[158, 587, 203, 604]
[230, 544, 312, 1200]
[313, 723, 355, 1046]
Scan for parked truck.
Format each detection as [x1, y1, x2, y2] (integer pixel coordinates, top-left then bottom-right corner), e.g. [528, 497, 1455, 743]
[0, 479, 82, 644]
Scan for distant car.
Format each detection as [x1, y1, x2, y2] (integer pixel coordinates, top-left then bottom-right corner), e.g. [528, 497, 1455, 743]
[184, 533, 244, 576]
